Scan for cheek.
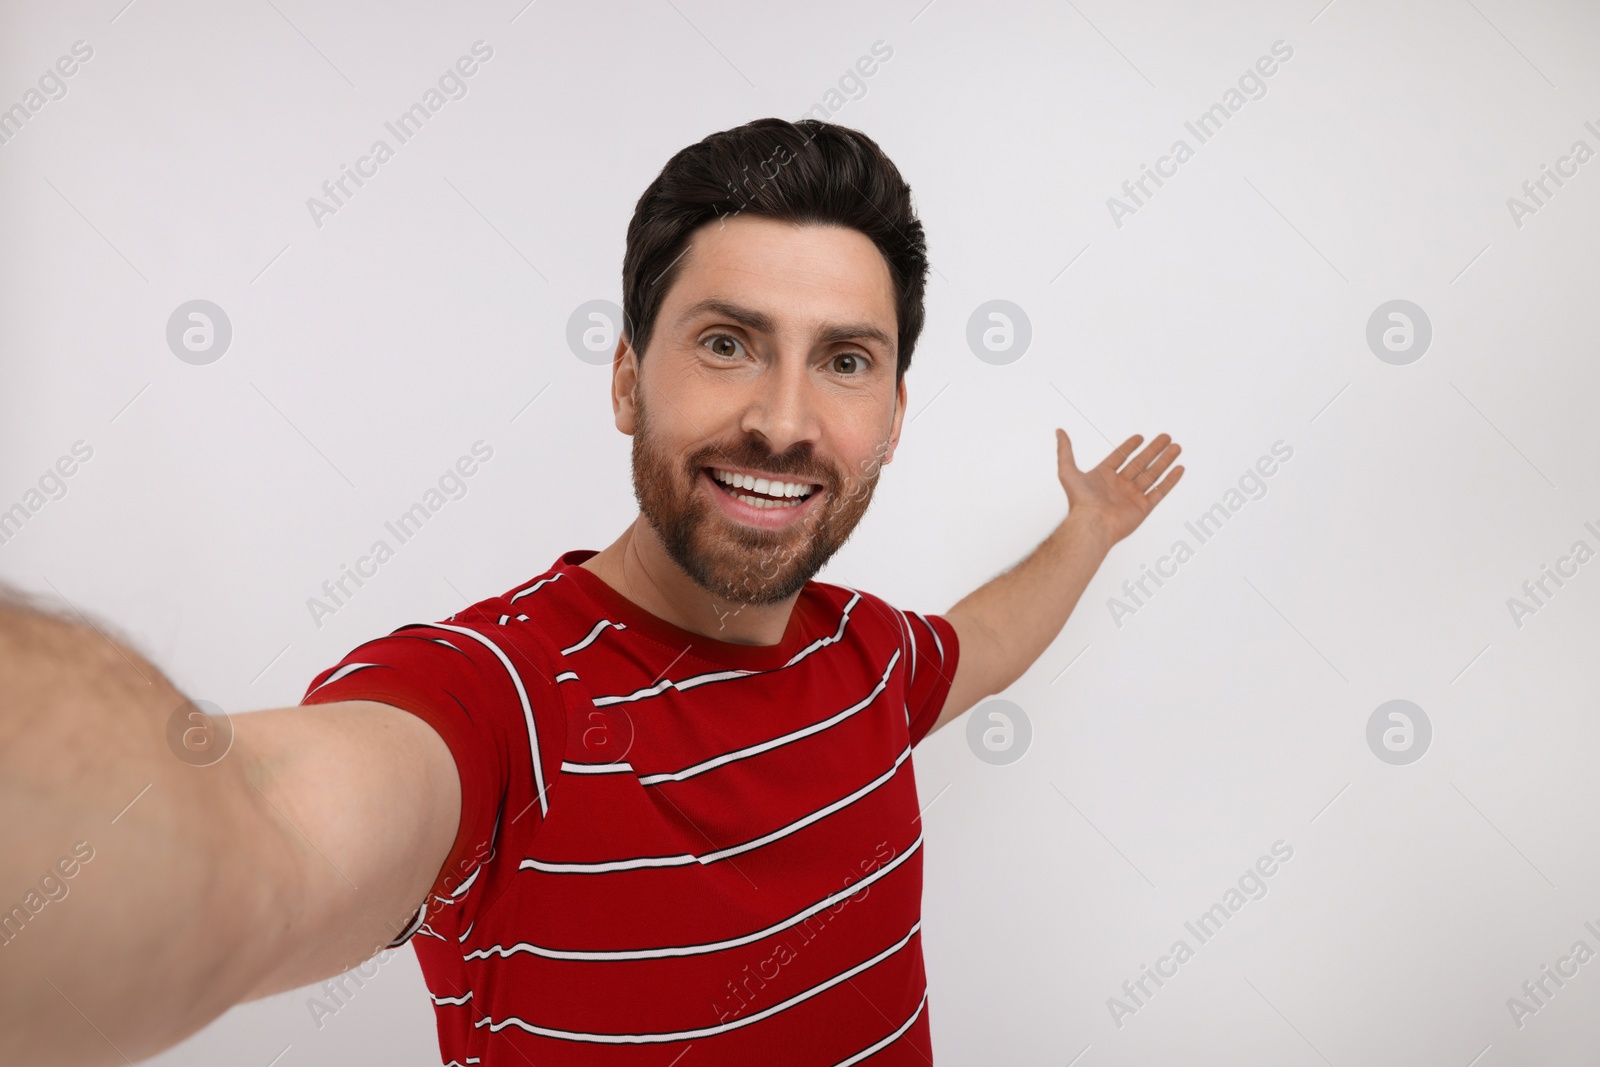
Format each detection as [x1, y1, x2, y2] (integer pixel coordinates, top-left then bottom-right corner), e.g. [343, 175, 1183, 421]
[640, 388, 701, 448]
[844, 432, 894, 480]
[658, 366, 747, 440]
[818, 387, 892, 452]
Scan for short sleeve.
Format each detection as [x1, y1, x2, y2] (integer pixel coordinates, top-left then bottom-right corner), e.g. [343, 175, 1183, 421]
[299, 602, 566, 940]
[900, 610, 961, 747]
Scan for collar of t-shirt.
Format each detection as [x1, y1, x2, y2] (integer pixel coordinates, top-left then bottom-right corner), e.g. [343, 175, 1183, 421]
[553, 548, 824, 672]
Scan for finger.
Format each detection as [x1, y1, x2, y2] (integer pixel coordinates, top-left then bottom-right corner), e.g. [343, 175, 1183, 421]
[1099, 434, 1144, 474]
[1056, 427, 1076, 470]
[1120, 433, 1173, 483]
[1143, 464, 1185, 507]
[1131, 441, 1182, 490]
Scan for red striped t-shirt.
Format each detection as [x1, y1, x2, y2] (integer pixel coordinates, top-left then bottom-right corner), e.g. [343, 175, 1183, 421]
[300, 549, 959, 1065]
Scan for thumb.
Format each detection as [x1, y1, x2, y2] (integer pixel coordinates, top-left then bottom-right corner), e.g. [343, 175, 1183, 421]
[1055, 428, 1081, 491]
[1056, 427, 1076, 471]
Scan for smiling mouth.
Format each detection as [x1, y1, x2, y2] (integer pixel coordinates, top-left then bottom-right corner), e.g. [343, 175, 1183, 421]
[704, 466, 819, 510]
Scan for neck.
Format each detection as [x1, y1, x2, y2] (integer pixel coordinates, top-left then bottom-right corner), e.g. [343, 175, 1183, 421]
[580, 517, 799, 646]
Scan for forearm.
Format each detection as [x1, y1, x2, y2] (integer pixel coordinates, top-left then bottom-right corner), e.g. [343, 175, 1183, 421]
[231, 699, 462, 1001]
[945, 512, 1113, 699]
[0, 598, 296, 1066]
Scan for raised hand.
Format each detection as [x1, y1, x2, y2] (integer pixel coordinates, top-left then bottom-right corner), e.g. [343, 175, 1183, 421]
[1055, 428, 1184, 547]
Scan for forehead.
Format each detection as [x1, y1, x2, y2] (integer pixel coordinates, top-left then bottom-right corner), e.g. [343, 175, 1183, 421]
[664, 215, 896, 335]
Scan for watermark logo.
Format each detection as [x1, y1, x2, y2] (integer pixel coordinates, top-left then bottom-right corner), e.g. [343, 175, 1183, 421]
[307, 945, 405, 1029]
[1108, 440, 1293, 628]
[0, 840, 95, 949]
[166, 300, 232, 365]
[0, 40, 94, 149]
[306, 41, 494, 229]
[579, 706, 636, 764]
[1507, 920, 1600, 1030]
[308, 441, 494, 628]
[966, 299, 1031, 365]
[1108, 840, 1294, 1028]
[1106, 40, 1294, 228]
[966, 699, 1031, 765]
[165, 699, 233, 766]
[1365, 300, 1431, 365]
[566, 299, 629, 366]
[798, 40, 893, 125]
[1506, 122, 1600, 231]
[0, 439, 94, 549]
[1505, 520, 1599, 629]
[711, 838, 896, 1024]
[1366, 699, 1430, 766]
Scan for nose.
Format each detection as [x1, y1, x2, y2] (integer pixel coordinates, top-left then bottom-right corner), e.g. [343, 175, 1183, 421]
[738, 350, 821, 459]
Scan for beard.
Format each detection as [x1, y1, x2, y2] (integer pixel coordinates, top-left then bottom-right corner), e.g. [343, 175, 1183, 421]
[630, 395, 884, 606]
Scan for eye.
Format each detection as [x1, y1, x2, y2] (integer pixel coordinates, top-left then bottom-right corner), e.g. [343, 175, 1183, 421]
[831, 351, 866, 375]
[703, 333, 746, 361]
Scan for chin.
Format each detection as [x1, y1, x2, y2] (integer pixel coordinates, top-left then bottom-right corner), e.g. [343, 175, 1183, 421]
[675, 527, 826, 606]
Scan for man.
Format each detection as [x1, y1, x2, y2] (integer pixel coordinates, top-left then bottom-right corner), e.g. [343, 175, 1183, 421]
[0, 117, 1181, 1065]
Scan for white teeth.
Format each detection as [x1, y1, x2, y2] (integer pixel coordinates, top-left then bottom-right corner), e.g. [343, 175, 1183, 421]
[733, 492, 800, 509]
[710, 468, 814, 502]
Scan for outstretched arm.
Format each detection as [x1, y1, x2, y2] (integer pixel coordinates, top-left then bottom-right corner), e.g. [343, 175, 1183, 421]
[930, 429, 1184, 736]
[0, 594, 461, 1066]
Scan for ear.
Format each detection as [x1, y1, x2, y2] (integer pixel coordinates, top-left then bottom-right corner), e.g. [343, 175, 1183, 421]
[612, 335, 639, 434]
[882, 374, 908, 466]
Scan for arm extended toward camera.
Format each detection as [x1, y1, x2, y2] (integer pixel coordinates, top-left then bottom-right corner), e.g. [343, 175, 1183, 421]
[0, 597, 460, 1066]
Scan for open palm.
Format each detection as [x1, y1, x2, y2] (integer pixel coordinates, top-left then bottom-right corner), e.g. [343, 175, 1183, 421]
[1056, 428, 1184, 546]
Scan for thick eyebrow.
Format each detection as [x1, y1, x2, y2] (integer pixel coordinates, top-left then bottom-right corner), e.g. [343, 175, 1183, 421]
[675, 297, 895, 353]
[817, 319, 895, 352]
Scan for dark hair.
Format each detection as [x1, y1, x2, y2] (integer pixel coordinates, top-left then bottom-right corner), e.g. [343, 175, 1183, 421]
[621, 117, 929, 382]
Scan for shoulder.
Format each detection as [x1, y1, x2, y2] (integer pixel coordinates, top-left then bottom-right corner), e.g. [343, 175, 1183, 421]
[416, 554, 587, 654]
[799, 577, 910, 647]
[801, 578, 953, 665]
[481, 552, 600, 631]
[326, 560, 579, 705]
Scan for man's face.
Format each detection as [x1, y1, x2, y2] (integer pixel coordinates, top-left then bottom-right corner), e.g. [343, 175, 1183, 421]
[613, 214, 908, 606]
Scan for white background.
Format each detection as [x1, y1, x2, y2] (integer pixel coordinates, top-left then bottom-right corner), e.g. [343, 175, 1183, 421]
[2, 0, 1598, 1063]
